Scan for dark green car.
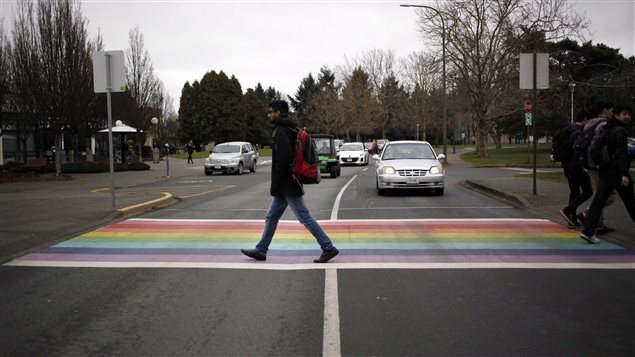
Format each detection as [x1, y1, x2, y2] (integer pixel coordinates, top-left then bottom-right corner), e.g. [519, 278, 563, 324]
[310, 134, 341, 178]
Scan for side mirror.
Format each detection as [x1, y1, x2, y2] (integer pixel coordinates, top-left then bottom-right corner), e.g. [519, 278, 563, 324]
[372, 154, 380, 160]
[437, 154, 446, 161]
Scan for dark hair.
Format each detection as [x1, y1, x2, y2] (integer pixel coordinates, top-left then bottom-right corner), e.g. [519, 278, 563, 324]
[575, 110, 590, 123]
[612, 103, 633, 117]
[269, 100, 289, 115]
[594, 101, 613, 116]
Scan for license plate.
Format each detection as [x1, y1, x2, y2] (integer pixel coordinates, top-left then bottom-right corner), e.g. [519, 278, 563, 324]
[346, 159, 352, 162]
[214, 165, 221, 169]
[406, 177, 418, 184]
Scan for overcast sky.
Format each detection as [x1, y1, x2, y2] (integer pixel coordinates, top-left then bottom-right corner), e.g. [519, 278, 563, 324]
[1, 0, 634, 112]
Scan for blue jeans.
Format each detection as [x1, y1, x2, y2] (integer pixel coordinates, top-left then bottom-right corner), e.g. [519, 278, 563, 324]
[256, 195, 334, 255]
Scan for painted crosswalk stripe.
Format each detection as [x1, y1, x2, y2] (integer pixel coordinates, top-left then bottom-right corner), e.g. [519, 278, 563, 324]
[5, 218, 634, 269]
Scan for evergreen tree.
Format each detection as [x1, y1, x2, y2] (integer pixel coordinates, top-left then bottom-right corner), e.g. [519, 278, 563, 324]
[289, 73, 317, 127]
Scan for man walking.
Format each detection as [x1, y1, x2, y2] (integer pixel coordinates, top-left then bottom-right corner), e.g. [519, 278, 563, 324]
[578, 102, 615, 234]
[185, 140, 195, 164]
[559, 111, 593, 227]
[580, 104, 635, 243]
[241, 100, 339, 263]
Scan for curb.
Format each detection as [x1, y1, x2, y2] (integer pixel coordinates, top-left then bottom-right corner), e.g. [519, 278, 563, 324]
[463, 180, 532, 208]
[117, 192, 180, 217]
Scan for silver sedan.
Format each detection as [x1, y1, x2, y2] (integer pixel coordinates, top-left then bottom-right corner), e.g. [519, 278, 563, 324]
[373, 140, 445, 195]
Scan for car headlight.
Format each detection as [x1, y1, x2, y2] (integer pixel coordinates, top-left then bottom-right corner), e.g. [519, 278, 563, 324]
[379, 166, 396, 174]
[429, 166, 443, 174]
[359, 153, 365, 158]
[230, 158, 239, 164]
[204, 158, 211, 164]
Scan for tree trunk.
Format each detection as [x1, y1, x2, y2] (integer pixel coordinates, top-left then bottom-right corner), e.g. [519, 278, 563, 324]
[54, 132, 62, 176]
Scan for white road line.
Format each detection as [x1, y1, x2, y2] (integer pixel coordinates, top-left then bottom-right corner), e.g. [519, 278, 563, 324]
[336, 206, 513, 210]
[323, 269, 341, 357]
[330, 175, 357, 221]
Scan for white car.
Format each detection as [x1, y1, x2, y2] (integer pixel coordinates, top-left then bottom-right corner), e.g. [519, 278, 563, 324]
[373, 140, 445, 195]
[204, 141, 257, 175]
[338, 142, 369, 166]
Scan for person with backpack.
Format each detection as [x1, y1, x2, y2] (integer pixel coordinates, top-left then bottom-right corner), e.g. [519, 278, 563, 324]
[185, 140, 195, 164]
[241, 100, 339, 263]
[575, 101, 616, 234]
[580, 104, 635, 244]
[555, 110, 593, 227]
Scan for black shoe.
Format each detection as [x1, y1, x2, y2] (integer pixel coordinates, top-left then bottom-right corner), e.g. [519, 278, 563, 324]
[559, 208, 575, 226]
[314, 247, 339, 263]
[596, 226, 615, 235]
[241, 249, 266, 261]
[577, 212, 587, 226]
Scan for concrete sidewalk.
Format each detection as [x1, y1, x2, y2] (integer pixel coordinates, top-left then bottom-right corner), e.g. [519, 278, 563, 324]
[1, 152, 633, 264]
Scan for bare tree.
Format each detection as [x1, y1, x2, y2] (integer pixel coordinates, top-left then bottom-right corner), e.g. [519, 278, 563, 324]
[417, 0, 587, 156]
[11, 0, 101, 173]
[400, 51, 441, 140]
[0, 23, 13, 137]
[125, 26, 164, 159]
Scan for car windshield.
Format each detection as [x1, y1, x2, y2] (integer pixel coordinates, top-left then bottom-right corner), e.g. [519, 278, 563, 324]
[314, 138, 332, 154]
[340, 143, 364, 151]
[381, 144, 436, 160]
[213, 145, 240, 153]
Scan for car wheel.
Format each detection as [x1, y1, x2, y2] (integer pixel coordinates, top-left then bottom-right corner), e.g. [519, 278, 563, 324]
[330, 165, 337, 178]
[436, 188, 444, 195]
[250, 160, 256, 173]
[205, 171, 212, 176]
[237, 162, 243, 175]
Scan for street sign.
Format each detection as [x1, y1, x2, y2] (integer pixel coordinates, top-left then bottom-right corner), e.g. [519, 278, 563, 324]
[524, 100, 532, 113]
[525, 113, 532, 126]
[92, 51, 126, 93]
[519, 53, 549, 89]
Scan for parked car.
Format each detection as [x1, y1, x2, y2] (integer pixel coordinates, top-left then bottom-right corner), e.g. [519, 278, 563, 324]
[373, 140, 445, 195]
[204, 141, 257, 175]
[338, 142, 369, 166]
[310, 134, 341, 178]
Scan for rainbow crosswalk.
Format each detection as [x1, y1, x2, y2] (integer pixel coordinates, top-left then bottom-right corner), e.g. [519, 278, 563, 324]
[6, 218, 635, 269]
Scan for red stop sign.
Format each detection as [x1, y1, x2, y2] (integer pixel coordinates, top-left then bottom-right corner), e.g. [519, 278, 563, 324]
[524, 100, 532, 113]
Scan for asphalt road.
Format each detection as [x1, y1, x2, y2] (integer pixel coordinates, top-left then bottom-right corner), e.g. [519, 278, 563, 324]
[1, 162, 634, 356]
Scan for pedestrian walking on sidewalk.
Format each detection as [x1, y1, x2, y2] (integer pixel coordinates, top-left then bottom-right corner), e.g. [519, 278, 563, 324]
[186, 140, 195, 164]
[241, 100, 339, 263]
[577, 101, 616, 234]
[580, 104, 635, 244]
[557, 111, 593, 228]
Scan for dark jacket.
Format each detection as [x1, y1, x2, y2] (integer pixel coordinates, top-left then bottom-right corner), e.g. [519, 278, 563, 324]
[601, 118, 630, 182]
[270, 115, 304, 197]
[562, 123, 584, 168]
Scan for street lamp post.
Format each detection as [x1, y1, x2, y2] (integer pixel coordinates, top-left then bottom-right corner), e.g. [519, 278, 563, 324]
[569, 82, 576, 123]
[416, 123, 419, 140]
[151, 117, 159, 164]
[401, 3, 447, 163]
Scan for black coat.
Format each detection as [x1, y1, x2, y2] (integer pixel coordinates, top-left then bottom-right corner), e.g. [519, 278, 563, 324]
[562, 123, 584, 168]
[601, 118, 630, 183]
[270, 115, 304, 197]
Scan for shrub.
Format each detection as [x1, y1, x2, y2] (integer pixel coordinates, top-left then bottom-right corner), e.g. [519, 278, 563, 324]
[127, 161, 150, 171]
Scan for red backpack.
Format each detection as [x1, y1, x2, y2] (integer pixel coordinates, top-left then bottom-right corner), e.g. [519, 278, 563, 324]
[293, 129, 321, 184]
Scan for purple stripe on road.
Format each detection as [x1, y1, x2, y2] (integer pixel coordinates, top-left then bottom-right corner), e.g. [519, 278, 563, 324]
[19, 253, 635, 264]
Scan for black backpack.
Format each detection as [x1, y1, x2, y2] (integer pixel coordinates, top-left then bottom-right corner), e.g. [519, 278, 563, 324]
[551, 125, 574, 163]
[587, 124, 611, 169]
[573, 121, 604, 169]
